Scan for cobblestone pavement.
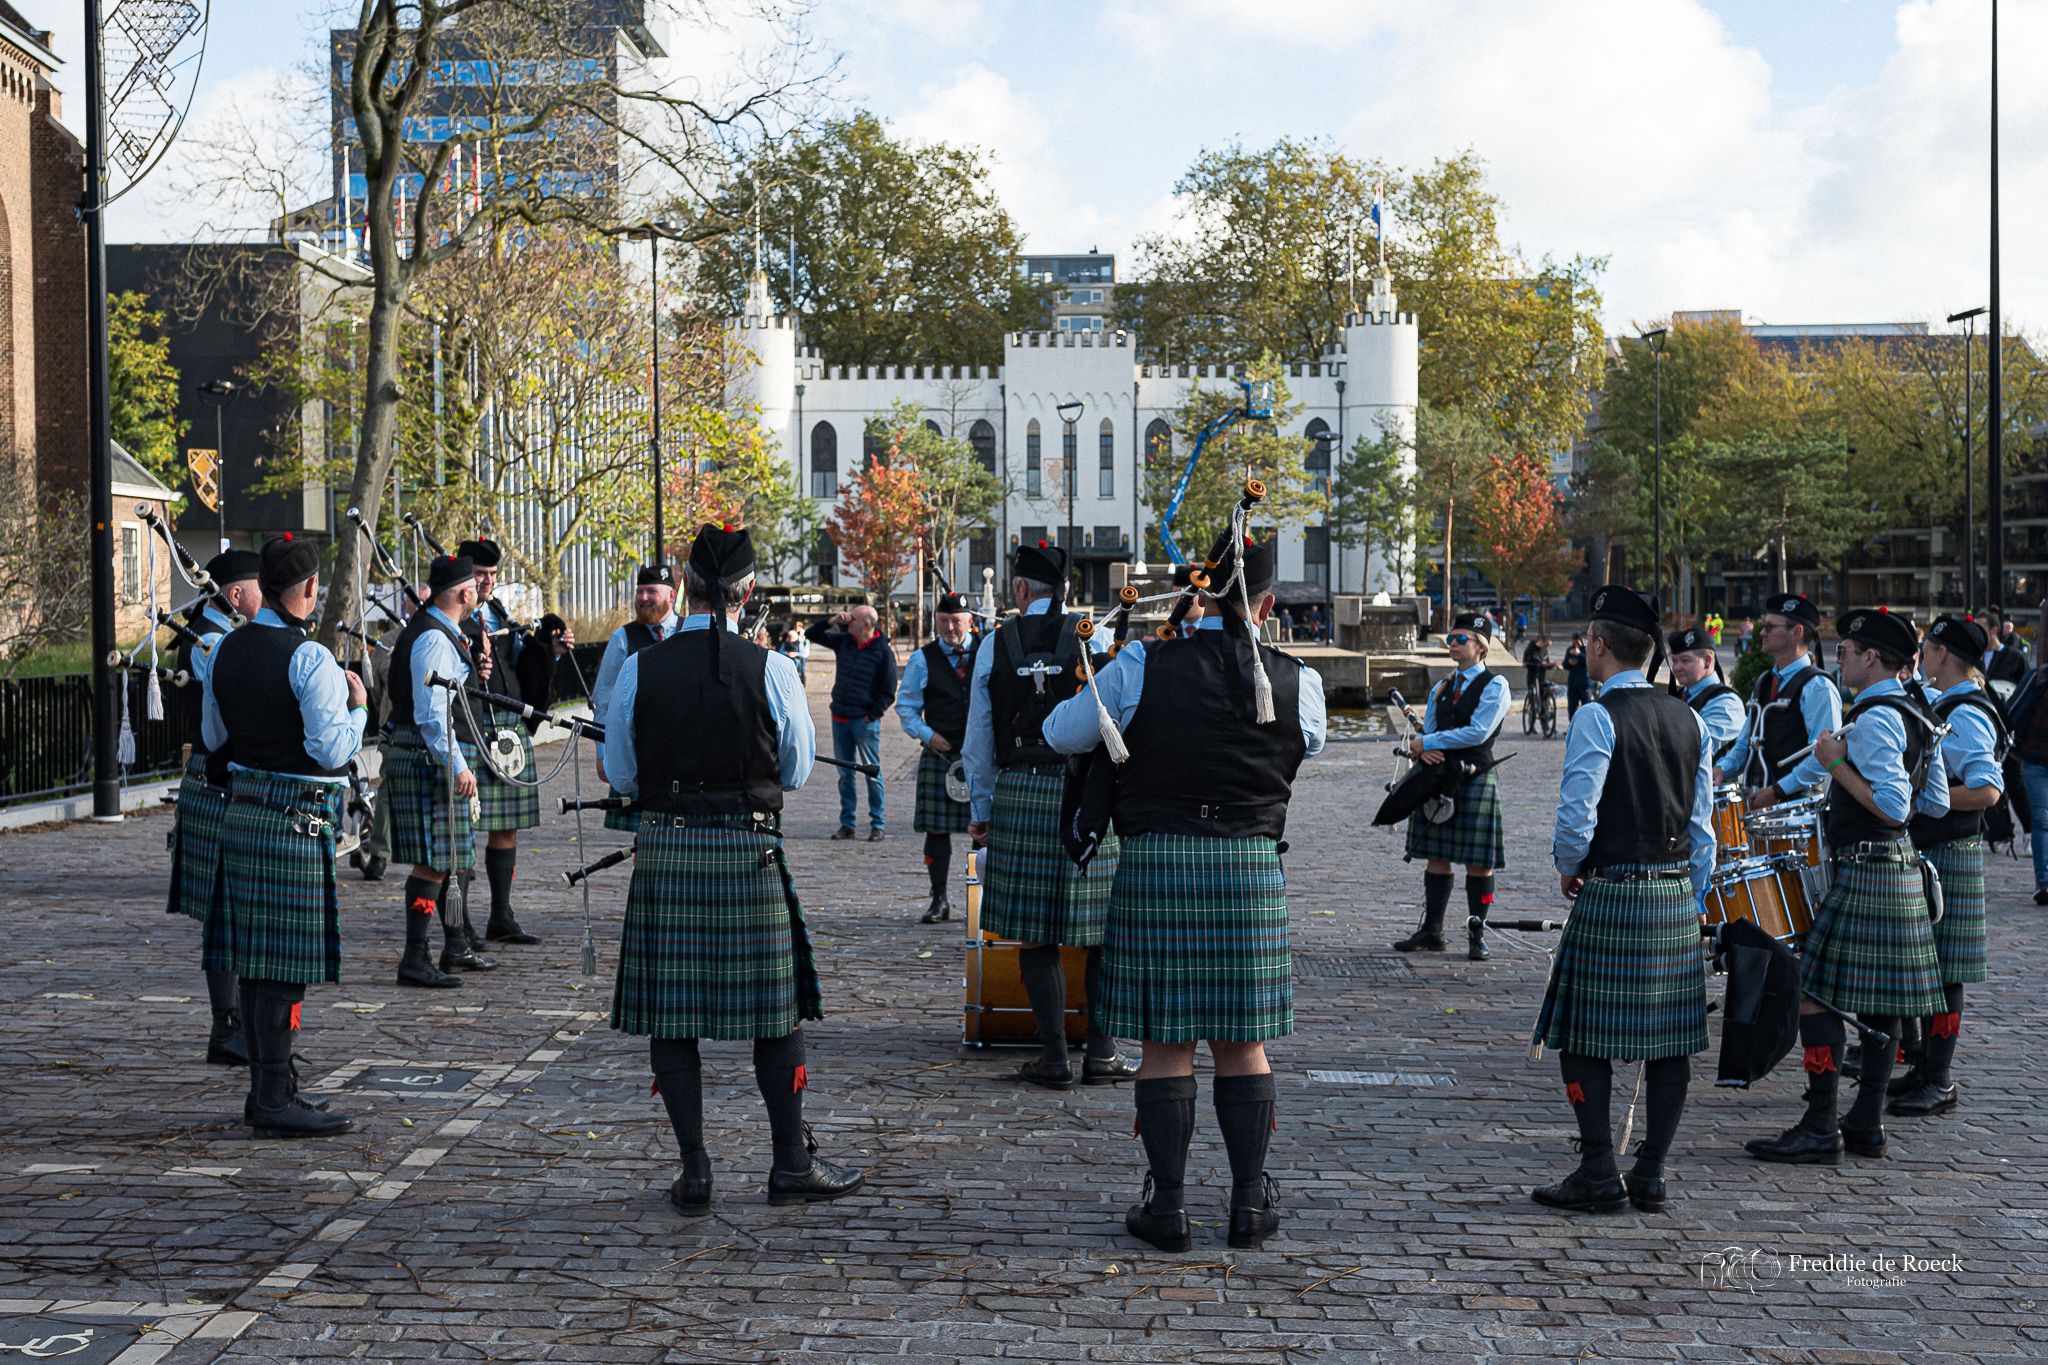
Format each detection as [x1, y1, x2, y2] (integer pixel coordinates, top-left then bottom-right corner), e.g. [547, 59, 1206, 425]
[1, 662, 2043, 1364]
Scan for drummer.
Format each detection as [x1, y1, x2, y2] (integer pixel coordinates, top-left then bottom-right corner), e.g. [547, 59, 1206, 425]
[895, 592, 983, 923]
[1668, 626, 1743, 766]
[1717, 592, 1841, 811]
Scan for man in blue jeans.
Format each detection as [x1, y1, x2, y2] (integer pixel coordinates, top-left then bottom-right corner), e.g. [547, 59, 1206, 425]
[807, 604, 898, 840]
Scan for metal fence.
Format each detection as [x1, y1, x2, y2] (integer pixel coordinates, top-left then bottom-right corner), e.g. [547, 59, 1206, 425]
[0, 672, 196, 807]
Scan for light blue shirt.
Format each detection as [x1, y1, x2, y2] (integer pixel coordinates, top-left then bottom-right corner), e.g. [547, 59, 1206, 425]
[200, 608, 366, 780]
[592, 611, 681, 761]
[1926, 680, 2005, 793]
[410, 606, 472, 775]
[1042, 617, 1327, 759]
[1720, 655, 1842, 795]
[1845, 677, 1950, 824]
[962, 597, 1063, 822]
[186, 605, 235, 696]
[1420, 663, 1510, 750]
[476, 598, 523, 667]
[895, 636, 978, 747]
[603, 613, 815, 795]
[1685, 675, 1747, 760]
[1550, 670, 1716, 900]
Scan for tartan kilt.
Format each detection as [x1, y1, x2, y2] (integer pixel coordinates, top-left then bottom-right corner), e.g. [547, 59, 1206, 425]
[983, 765, 1117, 947]
[166, 754, 227, 923]
[1532, 866, 1708, 1060]
[461, 712, 541, 831]
[611, 813, 823, 1040]
[603, 784, 643, 834]
[1404, 769, 1506, 869]
[383, 735, 475, 873]
[1802, 844, 1947, 1017]
[913, 749, 970, 834]
[1101, 833, 1292, 1043]
[208, 770, 344, 984]
[1924, 837, 1987, 984]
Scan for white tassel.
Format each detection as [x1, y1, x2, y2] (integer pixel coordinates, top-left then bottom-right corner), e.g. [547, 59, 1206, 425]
[1084, 660, 1130, 764]
[1232, 507, 1277, 724]
[146, 668, 163, 721]
[117, 684, 136, 765]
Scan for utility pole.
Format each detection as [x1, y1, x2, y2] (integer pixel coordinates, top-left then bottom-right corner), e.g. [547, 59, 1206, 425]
[1987, 0, 2005, 616]
[85, 0, 120, 822]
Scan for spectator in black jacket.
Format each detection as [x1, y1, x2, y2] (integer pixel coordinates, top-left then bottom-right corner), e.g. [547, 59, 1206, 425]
[807, 605, 898, 840]
[1985, 607, 2029, 685]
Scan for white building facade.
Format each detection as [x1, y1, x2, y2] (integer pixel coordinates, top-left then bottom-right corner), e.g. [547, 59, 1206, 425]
[728, 273, 1418, 605]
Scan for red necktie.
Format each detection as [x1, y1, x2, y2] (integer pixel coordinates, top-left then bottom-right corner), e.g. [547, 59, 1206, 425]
[1448, 676, 1463, 709]
[1760, 672, 1779, 704]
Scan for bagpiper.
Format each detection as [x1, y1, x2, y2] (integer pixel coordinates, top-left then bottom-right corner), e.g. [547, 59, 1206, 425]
[1045, 533, 1324, 1252]
[165, 549, 262, 1066]
[1718, 592, 1841, 810]
[1666, 625, 1744, 765]
[1392, 613, 1510, 961]
[894, 591, 982, 922]
[606, 524, 864, 1215]
[962, 540, 1137, 1091]
[1746, 608, 1950, 1164]
[1532, 588, 1713, 1215]
[591, 564, 682, 835]
[202, 534, 366, 1138]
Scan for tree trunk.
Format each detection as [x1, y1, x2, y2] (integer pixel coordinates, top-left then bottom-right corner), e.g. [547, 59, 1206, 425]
[319, 273, 410, 653]
[1441, 495, 1455, 631]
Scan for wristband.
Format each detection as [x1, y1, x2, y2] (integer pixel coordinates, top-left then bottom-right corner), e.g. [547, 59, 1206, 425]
[1827, 756, 1845, 773]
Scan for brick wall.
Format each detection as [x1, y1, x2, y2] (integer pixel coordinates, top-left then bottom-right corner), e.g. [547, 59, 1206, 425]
[29, 67, 84, 500]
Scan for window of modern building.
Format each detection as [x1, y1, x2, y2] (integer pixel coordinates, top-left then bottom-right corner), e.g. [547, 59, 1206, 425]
[1095, 524, 1124, 552]
[969, 419, 996, 472]
[1304, 525, 1330, 588]
[1026, 420, 1042, 498]
[1098, 418, 1115, 498]
[969, 528, 995, 574]
[1145, 418, 1172, 466]
[809, 422, 837, 499]
[1019, 526, 1048, 563]
[1304, 418, 1332, 496]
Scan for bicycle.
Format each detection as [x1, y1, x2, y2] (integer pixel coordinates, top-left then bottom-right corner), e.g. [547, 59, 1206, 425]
[1523, 664, 1559, 739]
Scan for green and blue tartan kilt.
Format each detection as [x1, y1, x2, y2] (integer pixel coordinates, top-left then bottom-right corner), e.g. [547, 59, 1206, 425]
[1404, 769, 1506, 869]
[1924, 837, 1987, 985]
[914, 749, 970, 834]
[1802, 843, 1947, 1017]
[207, 769, 345, 984]
[166, 754, 226, 924]
[1100, 833, 1292, 1043]
[611, 813, 823, 1040]
[983, 765, 1117, 947]
[460, 711, 540, 832]
[603, 783, 642, 834]
[1532, 865, 1709, 1060]
[382, 733, 475, 873]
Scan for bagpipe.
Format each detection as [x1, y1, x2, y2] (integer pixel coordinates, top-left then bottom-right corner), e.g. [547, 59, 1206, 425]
[1703, 917, 1893, 1088]
[1057, 587, 1144, 869]
[1370, 686, 1514, 827]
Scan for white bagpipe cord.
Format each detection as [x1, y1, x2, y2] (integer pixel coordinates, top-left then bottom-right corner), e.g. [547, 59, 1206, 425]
[144, 532, 163, 722]
[1080, 647, 1130, 763]
[1229, 505, 1276, 724]
[1617, 1060, 1645, 1159]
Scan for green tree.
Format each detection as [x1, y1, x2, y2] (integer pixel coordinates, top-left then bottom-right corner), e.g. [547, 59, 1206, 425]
[1709, 431, 1868, 595]
[1329, 417, 1415, 590]
[1596, 315, 1761, 462]
[1409, 403, 1505, 617]
[108, 292, 188, 489]
[1142, 356, 1325, 562]
[863, 400, 1001, 589]
[695, 112, 1056, 367]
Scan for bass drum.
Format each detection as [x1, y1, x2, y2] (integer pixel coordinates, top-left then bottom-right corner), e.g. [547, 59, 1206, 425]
[959, 848, 1088, 1046]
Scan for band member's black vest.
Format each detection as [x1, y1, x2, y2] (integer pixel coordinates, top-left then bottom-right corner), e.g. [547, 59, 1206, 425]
[1427, 667, 1500, 765]
[1584, 688, 1700, 872]
[1686, 681, 1740, 762]
[1826, 691, 1938, 848]
[632, 629, 783, 815]
[209, 621, 348, 778]
[1751, 664, 1824, 783]
[179, 608, 230, 754]
[386, 608, 476, 743]
[990, 610, 1085, 768]
[465, 600, 524, 706]
[1113, 629, 1307, 840]
[622, 620, 664, 655]
[1909, 687, 2011, 848]
[918, 635, 980, 750]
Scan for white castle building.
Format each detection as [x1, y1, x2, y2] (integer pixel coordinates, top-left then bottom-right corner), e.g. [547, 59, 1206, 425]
[727, 268, 1418, 608]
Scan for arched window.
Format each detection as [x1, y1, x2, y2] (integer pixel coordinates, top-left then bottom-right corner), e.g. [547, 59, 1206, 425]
[1145, 418, 1172, 467]
[1098, 417, 1115, 498]
[809, 422, 837, 499]
[814, 528, 838, 586]
[1304, 418, 1331, 494]
[925, 419, 944, 438]
[862, 428, 886, 470]
[969, 419, 996, 473]
[1026, 419, 1042, 498]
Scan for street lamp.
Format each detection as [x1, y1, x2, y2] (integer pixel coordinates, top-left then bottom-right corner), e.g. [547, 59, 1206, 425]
[1948, 306, 1987, 611]
[1987, 0, 2005, 616]
[624, 219, 685, 566]
[1640, 328, 1668, 616]
[196, 379, 242, 552]
[1056, 399, 1084, 580]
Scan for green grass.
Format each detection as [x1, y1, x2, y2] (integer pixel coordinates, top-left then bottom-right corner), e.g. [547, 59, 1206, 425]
[5, 642, 96, 677]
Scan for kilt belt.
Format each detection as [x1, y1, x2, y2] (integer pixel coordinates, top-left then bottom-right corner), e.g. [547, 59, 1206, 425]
[982, 764, 1117, 947]
[1532, 862, 1709, 1061]
[208, 768, 345, 984]
[1802, 837, 1947, 1017]
[1923, 836, 1987, 985]
[383, 726, 475, 873]
[166, 754, 227, 924]
[913, 748, 970, 834]
[602, 784, 643, 834]
[1403, 768, 1506, 870]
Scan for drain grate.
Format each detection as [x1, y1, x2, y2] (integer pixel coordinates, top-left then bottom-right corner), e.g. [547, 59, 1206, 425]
[1293, 955, 1414, 980]
[1307, 1070, 1456, 1087]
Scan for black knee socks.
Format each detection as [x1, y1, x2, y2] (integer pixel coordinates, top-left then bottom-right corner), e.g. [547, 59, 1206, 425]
[1134, 1076, 1196, 1213]
[402, 876, 439, 953]
[753, 1031, 811, 1174]
[1559, 1052, 1615, 1178]
[1465, 873, 1494, 938]
[1422, 870, 1454, 933]
[649, 1037, 704, 1160]
[204, 967, 240, 1040]
[1213, 1073, 1276, 1208]
[439, 876, 469, 954]
[1844, 1014, 1899, 1130]
[1017, 944, 1068, 1067]
[1798, 1011, 1845, 1134]
[1083, 946, 1115, 1061]
[485, 846, 517, 926]
[1923, 983, 1965, 1088]
[923, 833, 951, 897]
[1635, 1055, 1690, 1177]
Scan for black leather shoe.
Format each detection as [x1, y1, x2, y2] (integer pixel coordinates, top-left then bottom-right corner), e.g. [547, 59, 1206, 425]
[766, 1159, 865, 1205]
[1888, 1082, 1959, 1117]
[1530, 1167, 1628, 1213]
[1227, 1176, 1281, 1249]
[669, 1152, 712, 1216]
[1081, 1052, 1140, 1085]
[830, 826, 856, 841]
[250, 1095, 351, 1140]
[1745, 1124, 1844, 1165]
[397, 947, 463, 988]
[1623, 1170, 1666, 1214]
[2034, 887, 2048, 905]
[1886, 1066, 1924, 1097]
[440, 947, 499, 973]
[1017, 1058, 1074, 1091]
[362, 855, 387, 881]
[487, 923, 543, 945]
[1467, 934, 1490, 962]
[1840, 1043, 1862, 1078]
[1840, 1123, 1887, 1158]
[1126, 1179, 1192, 1253]
[920, 897, 953, 924]
[1392, 926, 1445, 952]
[206, 1029, 249, 1067]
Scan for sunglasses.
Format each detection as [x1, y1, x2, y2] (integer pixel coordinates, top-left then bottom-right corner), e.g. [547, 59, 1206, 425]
[1446, 633, 1476, 646]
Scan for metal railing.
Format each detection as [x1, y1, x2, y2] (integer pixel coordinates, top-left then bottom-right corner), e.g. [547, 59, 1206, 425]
[0, 672, 195, 807]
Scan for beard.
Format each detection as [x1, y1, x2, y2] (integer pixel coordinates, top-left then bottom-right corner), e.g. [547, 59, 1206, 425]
[635, 598, 669, 625]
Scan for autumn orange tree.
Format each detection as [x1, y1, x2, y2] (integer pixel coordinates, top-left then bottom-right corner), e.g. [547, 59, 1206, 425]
[827, 448, 926, 600]
[1468, 449, 1581, 620]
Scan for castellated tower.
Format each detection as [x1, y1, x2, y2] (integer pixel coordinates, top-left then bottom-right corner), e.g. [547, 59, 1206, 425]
[728, 269, 800, 488]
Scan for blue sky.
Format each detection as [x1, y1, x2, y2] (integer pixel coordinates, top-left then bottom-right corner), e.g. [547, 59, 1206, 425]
[43, 0, 2042, 335]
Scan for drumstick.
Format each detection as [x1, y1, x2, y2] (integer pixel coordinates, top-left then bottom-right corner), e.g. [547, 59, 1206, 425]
[1774, 720, 1857, 772]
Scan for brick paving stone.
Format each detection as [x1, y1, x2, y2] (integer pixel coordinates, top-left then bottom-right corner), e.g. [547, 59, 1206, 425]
[2, 657, 2044, 1362]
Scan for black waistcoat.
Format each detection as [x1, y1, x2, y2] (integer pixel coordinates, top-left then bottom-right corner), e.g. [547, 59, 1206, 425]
[990, 611, 1083, 768]
[1909, 688, 2010, 848]
[209, 622, 346, 777]
[1427, 668, 1499, 764]
[1687, 681, 1740, 761]
[918, 636, 978, 749]
[622, 620, 664, 655]
[386, 608, 476, 743]
[1753, 665, 1823, 782]
[179, 610, 230, 754]
[1113, 629, 1307, 840]
[632, 629, 783, 815]
[464, 601, 524, 706]
[1584, 688, 1701, 872]
[1826, 692, 1936, 848]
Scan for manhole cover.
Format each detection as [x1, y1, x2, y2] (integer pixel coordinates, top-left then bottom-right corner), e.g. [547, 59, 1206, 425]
[1307, 1070, 1456, 1087]
[1293, 955, 1413, 980]
[0, 1316, 142, 1364]
[354, 1068, 479, 1093]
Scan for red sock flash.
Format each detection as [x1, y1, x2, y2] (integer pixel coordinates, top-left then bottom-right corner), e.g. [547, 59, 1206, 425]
[1565, 1082, 1585, 1104]
[410, 896, 437, 916]
[288, 1002, 302, 1031]
[1803, 1045, 1837, 1074]
[793, 1065, 809, 1093]
[1932, 1012, 1961, 1038]
[650, 1078, 661, 1096]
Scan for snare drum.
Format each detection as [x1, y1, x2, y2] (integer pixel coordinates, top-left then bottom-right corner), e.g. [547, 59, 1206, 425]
[1703, 856, 1806, 941]
[1745, 796, 1825, 870]
[1711, 784, 1749, 861]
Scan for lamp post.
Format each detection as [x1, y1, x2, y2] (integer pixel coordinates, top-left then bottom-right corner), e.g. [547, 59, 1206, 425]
[625, 220, 684, 565]
[1987, 0, 2005, 616]
[1641, 328, 1669, 615]
[1948, 307, 1987, 611]
[1057, 399, 1083, 588]
[196, 379, 242, 551]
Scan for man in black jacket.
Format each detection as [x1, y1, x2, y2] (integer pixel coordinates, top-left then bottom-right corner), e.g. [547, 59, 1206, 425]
[1983, 607, 2029, 684]
[807, 604, 898, 840]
